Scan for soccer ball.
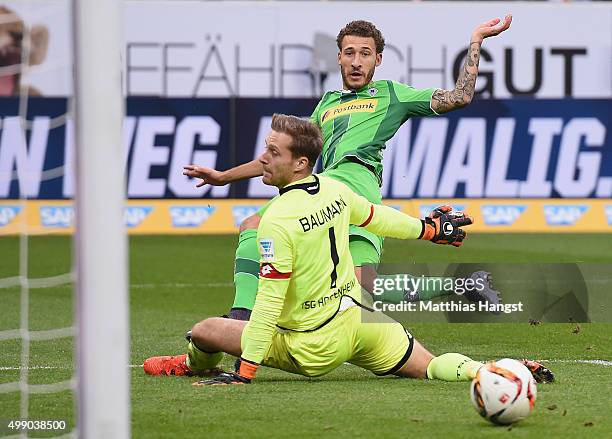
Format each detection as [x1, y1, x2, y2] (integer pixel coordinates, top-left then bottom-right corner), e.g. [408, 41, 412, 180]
[470, 358, 537, 425]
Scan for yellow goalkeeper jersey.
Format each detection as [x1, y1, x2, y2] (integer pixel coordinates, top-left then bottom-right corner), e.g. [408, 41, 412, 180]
[241, 174, 423, 365]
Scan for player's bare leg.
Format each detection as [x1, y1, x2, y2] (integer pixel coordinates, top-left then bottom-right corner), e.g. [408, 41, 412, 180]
[394, 339, 435, 379]
[354, 264, 377, 294]
[393, 339, 553, 383]
[190, 317, 246, 357]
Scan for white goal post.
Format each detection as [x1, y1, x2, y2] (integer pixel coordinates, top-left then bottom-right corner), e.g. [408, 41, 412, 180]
[72, 0, 130, 437]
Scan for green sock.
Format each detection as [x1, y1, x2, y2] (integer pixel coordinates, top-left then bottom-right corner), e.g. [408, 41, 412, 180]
[374, 274, 455, 303]
[186, 341, 223, 372]
[426, 353, 483, 382]
[232, 229, 260, 310]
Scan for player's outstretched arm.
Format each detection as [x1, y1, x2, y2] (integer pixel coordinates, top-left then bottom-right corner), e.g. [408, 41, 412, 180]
[346, 185, 473, 247]
[431, 14, 512, 114]
[183, 159, 264, 188]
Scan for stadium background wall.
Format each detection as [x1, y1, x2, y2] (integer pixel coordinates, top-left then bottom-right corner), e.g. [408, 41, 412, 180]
[0, 1, 610, 233]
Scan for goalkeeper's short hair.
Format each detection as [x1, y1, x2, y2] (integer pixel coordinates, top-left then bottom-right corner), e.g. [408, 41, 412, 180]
[271, 113, 322, 169]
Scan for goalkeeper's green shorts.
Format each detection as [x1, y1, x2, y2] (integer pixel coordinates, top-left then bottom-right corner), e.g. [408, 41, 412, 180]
[243, 303, 414, 377]
[256, 161, 383, 266]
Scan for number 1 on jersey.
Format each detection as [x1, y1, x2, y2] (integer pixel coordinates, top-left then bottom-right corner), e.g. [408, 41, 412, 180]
[328, 226, 339, 289]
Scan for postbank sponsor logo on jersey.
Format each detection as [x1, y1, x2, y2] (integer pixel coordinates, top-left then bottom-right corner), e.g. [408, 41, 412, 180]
[232, 205, 261, 227]
[259, 238, 274, 261]
[169, 206, 215, 227]
[606, 206, 612, 226]
[320, 99, 378, 125]
[481, 205, 527, 226]
[0, 206, 22, 227]
[543, 205, 588, 226]
[40, 206, 74, 228]
[125, 206, 153, 228]
[419, 204, 466, 218]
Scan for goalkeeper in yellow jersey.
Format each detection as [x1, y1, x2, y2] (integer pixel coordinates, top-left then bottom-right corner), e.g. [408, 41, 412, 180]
[144, 114, 554, 385]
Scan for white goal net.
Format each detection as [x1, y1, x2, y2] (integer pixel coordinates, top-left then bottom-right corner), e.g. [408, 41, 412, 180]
[0, 1, 129, 437]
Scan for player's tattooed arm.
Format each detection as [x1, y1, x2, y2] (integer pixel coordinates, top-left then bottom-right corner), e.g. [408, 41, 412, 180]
[431, 42, 480, 114]
[431, 14, 512, 114]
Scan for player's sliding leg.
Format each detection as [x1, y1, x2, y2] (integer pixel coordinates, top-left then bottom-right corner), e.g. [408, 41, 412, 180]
[230, 214, 262, 321]
[392, 338, 484, 381]
[143, 317, 246, 377]
[393, 341, 554, 383]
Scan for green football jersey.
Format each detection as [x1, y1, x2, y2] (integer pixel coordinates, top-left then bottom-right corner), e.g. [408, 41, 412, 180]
[240, 174, 423, 365]
[310, 80, 437, 185]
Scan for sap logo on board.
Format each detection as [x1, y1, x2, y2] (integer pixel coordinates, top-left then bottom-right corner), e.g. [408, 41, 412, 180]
[170, 206, 216, 227]
[543, 205, 588, 226]
[0, 206, 22, 227]
[40, 206, 74, 228]
[232, 205, 262, 227]
[481, 205, 527, 226]
[419, 204, 466, 218]
[604, 206, 612, 226]
[125, 207, 153, 228]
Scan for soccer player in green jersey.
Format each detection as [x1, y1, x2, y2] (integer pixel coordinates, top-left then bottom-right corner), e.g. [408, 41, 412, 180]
[183, 16, 512, 321]
[145, 114, 554, 385]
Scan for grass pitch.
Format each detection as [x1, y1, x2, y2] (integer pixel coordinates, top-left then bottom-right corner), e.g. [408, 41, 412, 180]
[1, 234, 611, 438]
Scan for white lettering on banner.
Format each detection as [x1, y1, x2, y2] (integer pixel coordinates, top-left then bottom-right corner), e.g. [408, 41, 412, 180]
[167, 116, 227, 197]
[128, 116, 175, 197]
[438, 118, 486, 197]
[232, 205, 261, 226]
[519, 118, 562, 197]
[63, 118, 74, 198]
[419, 204, 465, 219]
[481, 205, 527, 226]
[605, 206, 612, 226]
[169, 206, 215, 227]
[63, 117, 137, 198]
[544, 205, 588, 226]
[0, 206, 21, 227]
[554, 118, 605, 197]
[40, 206, 74, 228]
[485, 118, 519, 197]
[381, 117, 608, 199]
[125, 206, 153, 228]
[55, 115, 226, 199]
[0, 117, 50, 198]
[382, 119, 447, 198]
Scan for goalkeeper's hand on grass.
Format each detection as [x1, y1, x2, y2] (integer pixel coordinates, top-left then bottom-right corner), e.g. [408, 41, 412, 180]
[419, 205, 473, 247]
[193, 371, 251, 386]
[193, 358, 258, 386]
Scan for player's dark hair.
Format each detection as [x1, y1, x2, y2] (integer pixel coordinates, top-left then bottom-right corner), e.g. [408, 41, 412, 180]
[271, 113, 322, 169]
[336, 20, 385, 54]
